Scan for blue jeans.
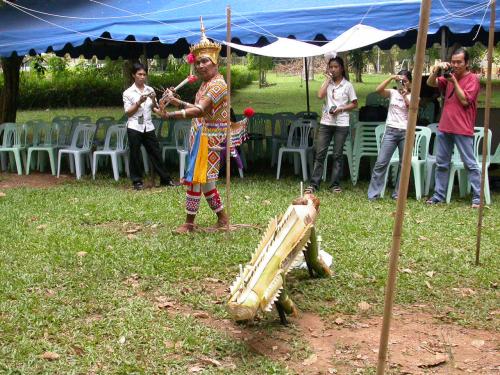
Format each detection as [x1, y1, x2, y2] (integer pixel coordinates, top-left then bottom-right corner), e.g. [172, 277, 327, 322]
[432, 132, 480, 203]
[368, 127, 405, 199]
[309, 125, 349, 189]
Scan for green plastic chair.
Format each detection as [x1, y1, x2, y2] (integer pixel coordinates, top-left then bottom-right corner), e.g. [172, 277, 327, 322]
[247, 113, 273, 162]
[491, 144, 500, 166]
[270, 112, 296, 167]
[446, 127, 491, 205]
[350, 121, 382, 185]
[52, 117, 73, 148]
[374, 125, 431, 200]
[94, 116, 116, 146]
[0, 123, 27, 175]
[26, 122, 62, 175]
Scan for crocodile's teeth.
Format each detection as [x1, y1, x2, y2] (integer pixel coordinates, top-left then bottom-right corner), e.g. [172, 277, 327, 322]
[229, 276, 241, 295]
[263, 287, 283, 312]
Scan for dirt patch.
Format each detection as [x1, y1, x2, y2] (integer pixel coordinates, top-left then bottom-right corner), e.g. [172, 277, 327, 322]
[150, 282, 500, 375]
[0, 172, 71, 189]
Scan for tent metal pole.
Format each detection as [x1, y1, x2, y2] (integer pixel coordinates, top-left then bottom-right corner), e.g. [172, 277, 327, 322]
[304, 57, 311, 115]
[376, 0, 431, 374]
[475, 0, 496, 266]
[225, 5, 232, 232]
[440, 28, 446, 61]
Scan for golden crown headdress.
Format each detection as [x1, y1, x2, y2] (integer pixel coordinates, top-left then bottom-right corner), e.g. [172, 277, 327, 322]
[189, 17, 221, 64]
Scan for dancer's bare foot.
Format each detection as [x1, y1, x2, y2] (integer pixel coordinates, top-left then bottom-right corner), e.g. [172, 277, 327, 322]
[172, 223, 196, 234]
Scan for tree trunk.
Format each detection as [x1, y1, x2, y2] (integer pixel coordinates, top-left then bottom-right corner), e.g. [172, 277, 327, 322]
[0, 56, 23, 123]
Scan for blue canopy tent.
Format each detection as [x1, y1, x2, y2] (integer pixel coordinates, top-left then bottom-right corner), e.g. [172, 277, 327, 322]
[0, 0, 497, 122]
[0, 0, 498, 58]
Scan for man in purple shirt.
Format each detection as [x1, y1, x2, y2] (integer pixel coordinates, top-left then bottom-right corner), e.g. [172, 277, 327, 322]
[425, 47, 481, 208]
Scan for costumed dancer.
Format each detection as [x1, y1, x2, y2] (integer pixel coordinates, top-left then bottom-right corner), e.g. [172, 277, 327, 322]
[154, 19, 247, 233]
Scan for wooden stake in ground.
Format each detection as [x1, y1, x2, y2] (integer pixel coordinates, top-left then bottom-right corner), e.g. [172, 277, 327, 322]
[225, 6, 232, 233]
[475, 0, 496, 266]
[376, 0, 431, 373]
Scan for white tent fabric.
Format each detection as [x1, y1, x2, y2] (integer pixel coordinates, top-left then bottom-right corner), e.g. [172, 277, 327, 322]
[224, 37, 324, 58]
[224, 24, 403, 58]
[321, 24, 403, 53]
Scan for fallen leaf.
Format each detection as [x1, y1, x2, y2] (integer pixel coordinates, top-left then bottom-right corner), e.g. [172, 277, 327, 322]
[125, 228, 140, 234]
[41, 351, 59, 361]
[188, 365, 205, 373]
[352, 273, 363, 279]
[127, 234, 137, 240]
[244, 195, 251, 200]
[0, 191, 6, 197]
[71, 345, 85, 356]
[334, 317, 344, 325]
[204, 277, 222, 283]
[417, 354, 447, 368]
[200, 357, 222, 367]
[401, 268, 413, 274]
[45, 289, 56, 297]
[328, 368, 338, 374]
[262, 200, 271, 205]
[118, 336, 126, 344]
[358, 301, 371, 311]
[76, 251, 87, 257]
[302, 353, 318, 366]
[157, 301, 176, 309]
[192, 312, 209, 319]
[419, 236, 429, 241]
[425, 281, 432, 289]
[425, 271, 435, 278]
[272, 345, 278, 351]
[415, 219, 424, 224]
[36, 224, 48, 230]
[471, 339, 485, 349]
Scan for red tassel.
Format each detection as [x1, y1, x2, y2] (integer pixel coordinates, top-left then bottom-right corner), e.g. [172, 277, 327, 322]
[243, 107, 255, 118]
[188, 75, 198, 83]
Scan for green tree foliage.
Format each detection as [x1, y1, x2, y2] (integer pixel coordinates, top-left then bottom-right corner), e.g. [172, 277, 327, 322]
[29, 55, 47, 77]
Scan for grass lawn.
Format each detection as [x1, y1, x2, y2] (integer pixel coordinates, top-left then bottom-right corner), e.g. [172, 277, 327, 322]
[15, 73, 500, 123]
[0, 173, 498, 373]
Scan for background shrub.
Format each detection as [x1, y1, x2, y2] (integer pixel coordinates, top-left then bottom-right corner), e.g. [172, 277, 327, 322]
[16, 64, 254, 109]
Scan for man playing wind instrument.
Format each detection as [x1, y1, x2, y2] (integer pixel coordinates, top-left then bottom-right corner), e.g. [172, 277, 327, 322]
[155, 19, 247, 234]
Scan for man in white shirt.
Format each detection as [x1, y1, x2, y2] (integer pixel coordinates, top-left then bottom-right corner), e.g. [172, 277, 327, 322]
[123, 63, 175, 190]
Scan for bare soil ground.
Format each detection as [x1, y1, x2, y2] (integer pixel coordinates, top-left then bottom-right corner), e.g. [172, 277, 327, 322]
[154, 280, 499, 374]
[0, 172, 71, 190]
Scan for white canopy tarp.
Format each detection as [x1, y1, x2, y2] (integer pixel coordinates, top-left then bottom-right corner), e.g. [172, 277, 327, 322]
[224, 24, 403, 58]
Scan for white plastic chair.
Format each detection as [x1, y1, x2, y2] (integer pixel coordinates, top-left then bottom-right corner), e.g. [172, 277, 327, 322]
[92, 124, 129, 181]
[270, 112, 296, 167]
[174, 121, 191, 179]
[276, 119, 316, 181]
[57, 124, 96, 179]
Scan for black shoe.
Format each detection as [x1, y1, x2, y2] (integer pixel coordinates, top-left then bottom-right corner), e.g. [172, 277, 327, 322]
[160, 179, 181, 187]
[304, 185, 316, 194]
[133, 182, 144, 191]
[425, 196, 442, 205]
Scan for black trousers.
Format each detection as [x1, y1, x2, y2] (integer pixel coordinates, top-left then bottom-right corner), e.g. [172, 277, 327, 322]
[127, 128, 171, 184]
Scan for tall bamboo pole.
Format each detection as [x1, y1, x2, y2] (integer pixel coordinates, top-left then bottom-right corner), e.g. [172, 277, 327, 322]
[376, 1, 431, 373]
[475, 0, 496, 266]
[225, 5, 232, 232]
